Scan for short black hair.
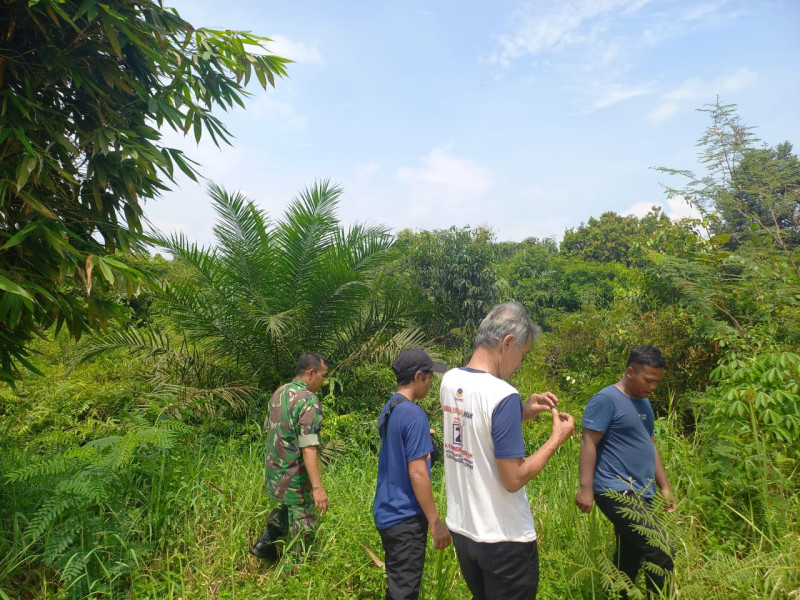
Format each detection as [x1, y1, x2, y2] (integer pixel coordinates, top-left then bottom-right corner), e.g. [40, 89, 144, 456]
[626, 345, 666, 369]
[396, 369, 431, 386]
[296, 352, 327, 375]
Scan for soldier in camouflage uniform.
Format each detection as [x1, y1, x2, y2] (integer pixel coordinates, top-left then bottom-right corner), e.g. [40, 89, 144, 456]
[250, 352, 329, 561]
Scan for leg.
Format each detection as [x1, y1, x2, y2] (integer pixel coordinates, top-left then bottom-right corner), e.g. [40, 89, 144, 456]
[595, 493, 673, 599]
[451, 532, 538, 600]
[250, 505, 289, 560]
[286, 502, 318, 560]
[451, 531, 486, 600]
[378, 513, 428, 600]
[478, 539, 538, 600]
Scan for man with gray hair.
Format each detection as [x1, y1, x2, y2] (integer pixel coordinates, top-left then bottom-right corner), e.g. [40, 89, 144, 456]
[440, 301, 574, 599]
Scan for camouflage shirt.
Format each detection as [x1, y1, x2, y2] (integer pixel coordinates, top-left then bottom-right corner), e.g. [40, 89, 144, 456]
[264, 379, 323, 505]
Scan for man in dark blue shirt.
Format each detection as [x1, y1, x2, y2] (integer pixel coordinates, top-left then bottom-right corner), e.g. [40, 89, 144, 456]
[576, 345, 675, 599]
[373, 349, 451, 600]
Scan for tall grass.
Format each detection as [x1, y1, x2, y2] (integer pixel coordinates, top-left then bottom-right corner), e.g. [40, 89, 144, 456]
[3, 394, 799, 598]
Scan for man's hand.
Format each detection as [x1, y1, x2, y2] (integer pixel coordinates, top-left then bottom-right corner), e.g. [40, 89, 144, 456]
[661, 487, 676, 513]
[312, 485, 329, 515]
[523, 392, 559, 420]
[429, 518, 451, 550]
[575, 487, 594, 514]
[550, 408, 574, 445]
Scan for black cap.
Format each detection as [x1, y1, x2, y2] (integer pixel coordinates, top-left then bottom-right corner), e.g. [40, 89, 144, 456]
[392, 348, 447, 382]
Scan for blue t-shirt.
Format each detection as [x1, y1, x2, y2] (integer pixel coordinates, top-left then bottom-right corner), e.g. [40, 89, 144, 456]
[373, 394, 434, 530]
[582, 384, 656, 497]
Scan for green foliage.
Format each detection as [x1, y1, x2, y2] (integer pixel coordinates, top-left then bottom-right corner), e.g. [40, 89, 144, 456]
[504, 243, 637, 330]
[561, 210, 675, 265]
[1, 417, 189, 599]
[693, 349, 800, 545]
[655, 99, 800, 286]
[650, 101, 800, 349]
[724, 142, 800, 248]
[533, 300, 718, 414]
[117, 181, 426, 395]
[0, 0, 290, 383]
[395, 226, 500, 360]
[4, 334, 800, 598]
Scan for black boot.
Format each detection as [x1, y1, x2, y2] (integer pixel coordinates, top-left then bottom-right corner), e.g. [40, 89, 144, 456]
[249, 525, 282, 561]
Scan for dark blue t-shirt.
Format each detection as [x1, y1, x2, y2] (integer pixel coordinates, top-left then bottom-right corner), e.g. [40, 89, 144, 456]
[582, 384, 656, 497]
[373, 394, 434, 530]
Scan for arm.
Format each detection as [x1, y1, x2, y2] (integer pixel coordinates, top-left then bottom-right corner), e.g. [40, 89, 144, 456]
[408, 458, 451, 549]
[522, 392, 559, 421]
[652, 437, 676, 512]
[301, 445, 329, 515]
[575, 428, 603, 513]
[496, 409, 574, 493]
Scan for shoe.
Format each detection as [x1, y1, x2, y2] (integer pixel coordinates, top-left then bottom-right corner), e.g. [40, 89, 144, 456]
[249, 538, 278, 561]
[249, 526, 281, 561]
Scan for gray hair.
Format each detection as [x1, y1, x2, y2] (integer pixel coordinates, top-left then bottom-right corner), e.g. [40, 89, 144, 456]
[474, 301, 541, 349]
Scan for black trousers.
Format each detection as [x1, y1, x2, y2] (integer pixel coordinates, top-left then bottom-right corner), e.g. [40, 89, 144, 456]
[594, 492, 674, 598]
[451, 531, 539, 600]
[378, 513, 428, 600]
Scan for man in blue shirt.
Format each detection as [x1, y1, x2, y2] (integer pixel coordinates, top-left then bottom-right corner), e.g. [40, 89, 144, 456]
[576, 345, 676, 599]
[373, 348, 451, 600]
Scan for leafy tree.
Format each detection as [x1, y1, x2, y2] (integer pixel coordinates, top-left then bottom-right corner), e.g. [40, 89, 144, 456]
[561, 210, 674, 264]
[504, 245, 636, 330]
[495, 236, 558, 261]
[0, 0, 290, 383]
[656, 100, 800, 282]
[722, 142, 800, 248]
[396, 226, 500, 361]
[83, 181, 426, 397]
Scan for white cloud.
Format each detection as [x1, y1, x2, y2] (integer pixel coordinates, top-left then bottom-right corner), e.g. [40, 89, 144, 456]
[263, 35, 322, 64]
[499, 217, 572, 242]
[666, 194, 702, 220]
[248, 95, 308, 133]
[681, 2, 723, 23]
[623, 194, 702, 221]
[646, 67, 757, 122]
[623, 201, 659, 218]
[588, 82, 655, 110]
[396, 148, 493, 217]
[491, 0, 746, 113]
[491, 0, 648, 66]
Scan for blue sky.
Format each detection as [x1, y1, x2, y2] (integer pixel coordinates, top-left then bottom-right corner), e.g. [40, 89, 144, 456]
[148, 0, 800, 245]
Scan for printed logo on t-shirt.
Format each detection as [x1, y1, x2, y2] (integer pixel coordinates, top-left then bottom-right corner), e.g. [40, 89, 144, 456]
[445, 415, 473, 470]
[452, 417, 463, 446]
[639, 413, 647, 420]
[455, 388, 464, 402]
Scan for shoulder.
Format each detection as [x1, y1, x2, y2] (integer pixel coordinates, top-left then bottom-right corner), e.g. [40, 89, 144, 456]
[587, 385, 618, 406]
[394, 400, 427, 422]
[286, 383, 320, 408]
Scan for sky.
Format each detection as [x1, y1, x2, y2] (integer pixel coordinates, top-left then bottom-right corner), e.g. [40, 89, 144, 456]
[147, 0, 800, 246]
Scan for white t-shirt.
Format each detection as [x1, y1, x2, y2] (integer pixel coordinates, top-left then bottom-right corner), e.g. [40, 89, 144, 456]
[440, 367, 537, 543]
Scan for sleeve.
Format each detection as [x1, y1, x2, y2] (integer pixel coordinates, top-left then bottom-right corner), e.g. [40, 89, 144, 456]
[297, 394, 322, 448]
[581, 391, 613, 434]
[403, 408, 434, 463]
[492, 393, 526, 458]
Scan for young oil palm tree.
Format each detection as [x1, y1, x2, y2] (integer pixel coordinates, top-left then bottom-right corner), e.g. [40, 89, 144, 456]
[139, 180, 426, 393]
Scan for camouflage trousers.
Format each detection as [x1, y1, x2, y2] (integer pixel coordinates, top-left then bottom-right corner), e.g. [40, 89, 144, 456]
[267, 503, 318, 558]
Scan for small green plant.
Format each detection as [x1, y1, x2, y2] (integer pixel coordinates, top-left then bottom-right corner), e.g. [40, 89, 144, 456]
[1, 418, 189, 599]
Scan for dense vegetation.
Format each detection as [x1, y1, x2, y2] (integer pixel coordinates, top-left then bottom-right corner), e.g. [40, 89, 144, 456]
[0, 2, 798, 595]
[1, 100, 798, 599]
